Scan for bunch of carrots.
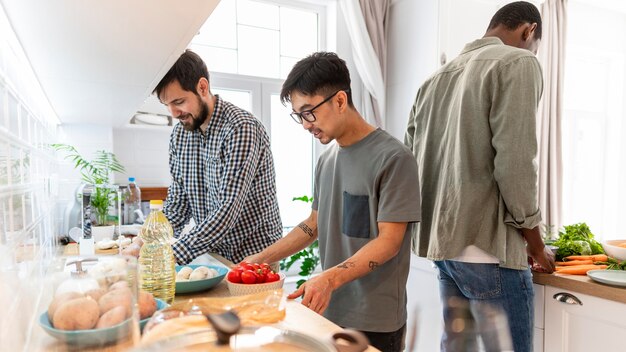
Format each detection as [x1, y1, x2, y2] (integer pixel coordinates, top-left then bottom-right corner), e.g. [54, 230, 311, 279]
[554, 254, 609, 275]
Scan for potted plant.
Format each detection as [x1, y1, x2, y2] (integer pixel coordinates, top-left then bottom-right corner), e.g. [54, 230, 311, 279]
[280, 195, 320, 288]
[52, 144, 125, 240]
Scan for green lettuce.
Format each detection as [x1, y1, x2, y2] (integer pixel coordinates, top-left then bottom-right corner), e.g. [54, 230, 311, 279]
[553, 223, 604, 261]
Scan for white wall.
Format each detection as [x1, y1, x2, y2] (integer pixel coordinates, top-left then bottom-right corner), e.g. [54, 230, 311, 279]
[112, 125, 172, 187]
[386, 0, 439, 140]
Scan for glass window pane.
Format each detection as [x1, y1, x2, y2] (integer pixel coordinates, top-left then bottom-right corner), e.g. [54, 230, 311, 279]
[195, 0, 237, 49]
[190, 44, 238, 74]
[280, 56, 299, 79]
[8, 93, 19, 136]
[238, 25, 279, 78]
[24, 192, 33, 229]
[21, 108, 30, 144]
[212, 88, 252, 112]
[11, 146, 22, 184]
[0, 142, 8, 186]
[280, 7, 318, 57]
[237, 0, 279, 30]
[270, 94, 313, 228]
[22, 151, 30, 184]
[0, 85, 6, 129]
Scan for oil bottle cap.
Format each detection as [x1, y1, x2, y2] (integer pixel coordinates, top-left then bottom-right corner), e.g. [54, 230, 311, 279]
[150, 200, 164, 209]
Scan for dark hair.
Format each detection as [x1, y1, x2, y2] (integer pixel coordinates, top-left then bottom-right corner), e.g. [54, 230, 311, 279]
[487, 1, 542, 40]
[280, 52, 353, 107]
[153, 50, 209, 99]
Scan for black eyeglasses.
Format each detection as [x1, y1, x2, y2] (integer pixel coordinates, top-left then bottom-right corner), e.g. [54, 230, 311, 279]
[290, 89, 350, 124]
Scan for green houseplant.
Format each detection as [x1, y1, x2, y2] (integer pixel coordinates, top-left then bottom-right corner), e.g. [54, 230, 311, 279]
[280, 195, 320, 288]
[52, 144, 125, 226]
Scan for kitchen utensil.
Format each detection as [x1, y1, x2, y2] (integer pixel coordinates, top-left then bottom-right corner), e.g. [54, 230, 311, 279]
[601, 240, 626, 261]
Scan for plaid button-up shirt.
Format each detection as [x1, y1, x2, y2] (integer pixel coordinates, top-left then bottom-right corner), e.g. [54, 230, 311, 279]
[164, 95, 282, 264]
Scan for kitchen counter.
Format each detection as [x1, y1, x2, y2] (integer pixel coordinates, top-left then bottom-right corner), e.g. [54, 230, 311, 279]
[32, 248, 379, 351]
[533, 271, 626, 304]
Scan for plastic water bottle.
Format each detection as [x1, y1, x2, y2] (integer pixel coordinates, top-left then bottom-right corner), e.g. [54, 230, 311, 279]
[123, 177, 142, 225]
[138, 200, 176, 304]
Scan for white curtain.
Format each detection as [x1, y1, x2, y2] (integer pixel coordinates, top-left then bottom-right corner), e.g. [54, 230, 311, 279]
[339, 0, 388, 128]
[537, 0, 567, 233]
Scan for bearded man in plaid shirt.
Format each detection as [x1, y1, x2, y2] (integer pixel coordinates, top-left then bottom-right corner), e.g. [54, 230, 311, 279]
[149, 50, 282, 265]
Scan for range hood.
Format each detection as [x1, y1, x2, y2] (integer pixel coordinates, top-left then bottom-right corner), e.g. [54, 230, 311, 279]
[0, 0, 220, 126]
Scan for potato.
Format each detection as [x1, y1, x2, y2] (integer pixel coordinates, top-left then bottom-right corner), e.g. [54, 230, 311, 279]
[206, 268, 219, 279]
[138, 290, 157, 319]
[53, 297, 100, 330]
[109, 280, 130, 291]
[84, 288, 107, 302]
[48, 292, 84, 321]
[189, 266, 209, 280]
[176, 266, 193, 281]
[98, 288, 132, 317]
[96, 305, 126, 329]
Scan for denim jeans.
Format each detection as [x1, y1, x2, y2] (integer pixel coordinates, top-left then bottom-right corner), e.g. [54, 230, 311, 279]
[434, 260, 534, 352]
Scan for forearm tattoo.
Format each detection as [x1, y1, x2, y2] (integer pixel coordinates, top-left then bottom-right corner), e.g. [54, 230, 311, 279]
[368, 261, 379, 271]
[298, 222, 314, 238]
[336, 261, 355, 269]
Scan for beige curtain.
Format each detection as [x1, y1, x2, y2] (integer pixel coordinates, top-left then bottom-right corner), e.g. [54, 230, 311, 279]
[537, 0, 567, 233]
[359, 0, 389, 127]
[339, 0, 389, 128]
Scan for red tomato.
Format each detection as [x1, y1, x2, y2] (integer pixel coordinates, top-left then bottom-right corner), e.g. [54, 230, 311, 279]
[255, 268, 267, 283]
[227, 270, 242, 283]
[240, 263, 255, 271]
[265, 272, 280, 283]
[241, 270, 257, 284]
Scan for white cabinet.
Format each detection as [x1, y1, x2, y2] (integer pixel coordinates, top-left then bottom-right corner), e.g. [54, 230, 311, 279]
[543, 285, 626, 351]
[532, 284, 545, 352]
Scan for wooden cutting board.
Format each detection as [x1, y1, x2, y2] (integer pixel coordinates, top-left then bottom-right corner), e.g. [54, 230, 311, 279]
[62, 243, 119, 256]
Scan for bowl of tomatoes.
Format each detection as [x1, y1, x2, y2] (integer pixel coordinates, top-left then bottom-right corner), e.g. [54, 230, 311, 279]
[226, 262, 285, 296]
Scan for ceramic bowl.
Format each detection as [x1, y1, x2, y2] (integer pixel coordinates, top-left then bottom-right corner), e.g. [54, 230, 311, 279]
[40, 298, 167, 345]
[602, 240, 626, 261]
[227, 272, 285, 296]
[175, 265, 228, 294]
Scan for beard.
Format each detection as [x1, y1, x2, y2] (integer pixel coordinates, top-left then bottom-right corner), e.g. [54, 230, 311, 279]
[181, 96, 210, 131]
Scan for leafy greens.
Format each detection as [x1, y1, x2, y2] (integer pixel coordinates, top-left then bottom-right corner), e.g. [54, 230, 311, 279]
[553, 222, 604, 261]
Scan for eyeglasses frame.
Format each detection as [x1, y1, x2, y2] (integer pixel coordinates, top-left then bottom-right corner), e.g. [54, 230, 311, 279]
[289, 89, 350, 124]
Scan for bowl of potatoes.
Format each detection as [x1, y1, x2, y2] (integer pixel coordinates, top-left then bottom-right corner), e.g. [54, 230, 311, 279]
[39, 282, 165, 346]
[175, 264, 228, 294]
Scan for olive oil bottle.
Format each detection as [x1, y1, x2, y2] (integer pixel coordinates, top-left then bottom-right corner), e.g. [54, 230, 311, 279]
[138, 200, 175, 304]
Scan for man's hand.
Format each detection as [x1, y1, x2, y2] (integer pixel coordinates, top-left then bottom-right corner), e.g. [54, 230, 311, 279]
[527, 244, 555, 273]
[287, 273, 335, 315]
[241, 253, 264, 266]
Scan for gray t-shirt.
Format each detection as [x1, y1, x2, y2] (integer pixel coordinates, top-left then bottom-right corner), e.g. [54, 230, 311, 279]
[312, 128, 421, 332]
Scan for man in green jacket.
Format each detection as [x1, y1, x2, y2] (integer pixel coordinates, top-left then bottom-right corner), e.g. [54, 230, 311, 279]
[405, 2, 555, 351]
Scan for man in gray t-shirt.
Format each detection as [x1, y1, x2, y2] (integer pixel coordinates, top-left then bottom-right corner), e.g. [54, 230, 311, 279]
[245, 52, 421, 352]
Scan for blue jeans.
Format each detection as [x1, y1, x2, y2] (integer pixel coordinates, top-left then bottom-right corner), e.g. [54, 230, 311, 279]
[434, 261, 534, 352]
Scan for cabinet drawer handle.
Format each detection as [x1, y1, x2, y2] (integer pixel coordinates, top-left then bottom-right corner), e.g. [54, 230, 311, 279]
[553, 292, 583, 305]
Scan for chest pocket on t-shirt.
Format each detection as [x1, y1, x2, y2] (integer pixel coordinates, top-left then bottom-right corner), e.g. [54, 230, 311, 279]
[342, 191, 370, 238]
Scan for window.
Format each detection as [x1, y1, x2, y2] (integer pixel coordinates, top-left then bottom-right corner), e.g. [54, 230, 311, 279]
[191, 0, 327, 229]
[192, 0, 323, 79]
[562, 1, 626, 240]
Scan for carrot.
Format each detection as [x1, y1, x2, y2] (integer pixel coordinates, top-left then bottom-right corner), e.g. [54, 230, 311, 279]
[564, 254, 608, 262]
[555, 260, 593, 266]
[554, 264, 607, 275]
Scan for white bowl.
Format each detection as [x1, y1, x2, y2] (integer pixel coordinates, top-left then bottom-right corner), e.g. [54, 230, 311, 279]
[227, 273, 285, 296]
[602, 240, 626, 261]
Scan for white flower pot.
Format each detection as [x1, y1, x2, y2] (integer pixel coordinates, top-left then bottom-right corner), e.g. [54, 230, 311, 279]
[91, 225, 115, 243]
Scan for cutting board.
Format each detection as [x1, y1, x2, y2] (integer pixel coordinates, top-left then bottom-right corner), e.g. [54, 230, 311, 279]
[62, 243, 119, 256]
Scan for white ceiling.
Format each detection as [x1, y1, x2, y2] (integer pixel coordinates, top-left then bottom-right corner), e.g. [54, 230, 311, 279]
[0, 0, 220, 126]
